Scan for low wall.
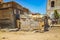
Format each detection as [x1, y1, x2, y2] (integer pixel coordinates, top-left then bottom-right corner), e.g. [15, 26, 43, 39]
[20, 19, 40, 31]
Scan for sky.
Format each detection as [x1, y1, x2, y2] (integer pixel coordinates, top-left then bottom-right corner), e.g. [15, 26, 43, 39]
[4, 0, 47, 14]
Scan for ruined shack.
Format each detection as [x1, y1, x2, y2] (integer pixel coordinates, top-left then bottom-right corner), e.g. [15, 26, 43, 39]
[0, 1, 23, 28]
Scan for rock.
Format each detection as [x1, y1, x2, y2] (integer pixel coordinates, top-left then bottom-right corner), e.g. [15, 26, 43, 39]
[2, 37, 6, 39]
[9, 28, 19, 32]
[1, 29, 7, 32]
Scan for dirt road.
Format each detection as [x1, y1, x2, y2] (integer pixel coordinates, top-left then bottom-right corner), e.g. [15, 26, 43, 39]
[0, 27, 60, 40]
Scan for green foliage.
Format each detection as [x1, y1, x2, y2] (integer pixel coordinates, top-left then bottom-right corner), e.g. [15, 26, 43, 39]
[54, 10, 59, 19]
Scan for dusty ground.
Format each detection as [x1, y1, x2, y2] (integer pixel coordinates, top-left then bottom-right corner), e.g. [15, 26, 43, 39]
[0, 27, 60, 40]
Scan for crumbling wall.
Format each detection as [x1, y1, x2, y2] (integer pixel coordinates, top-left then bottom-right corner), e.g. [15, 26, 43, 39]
[0, 8, 15, 28]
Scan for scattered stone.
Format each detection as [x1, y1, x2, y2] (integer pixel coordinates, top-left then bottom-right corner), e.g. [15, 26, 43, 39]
[9, 28, 19, 32]
[2, 37, 6, 39]
[33, 30, 44, 33]
[1, 29, 7, 32]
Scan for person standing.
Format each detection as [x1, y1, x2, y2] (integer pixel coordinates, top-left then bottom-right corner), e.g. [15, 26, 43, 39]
[44, 16, 50, 31]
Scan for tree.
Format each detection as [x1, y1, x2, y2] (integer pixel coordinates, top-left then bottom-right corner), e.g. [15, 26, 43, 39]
[54, 10, 59, 24]
[54, 10, 59, 19]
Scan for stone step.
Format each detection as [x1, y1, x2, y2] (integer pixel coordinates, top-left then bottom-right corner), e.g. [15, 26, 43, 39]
[51, 24, 60, 27]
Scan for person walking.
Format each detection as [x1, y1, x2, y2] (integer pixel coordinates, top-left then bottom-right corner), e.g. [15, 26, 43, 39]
[44, 16, 50, 31]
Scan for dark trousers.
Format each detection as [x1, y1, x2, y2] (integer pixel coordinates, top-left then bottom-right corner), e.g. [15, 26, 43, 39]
[44, 24, 50, 31]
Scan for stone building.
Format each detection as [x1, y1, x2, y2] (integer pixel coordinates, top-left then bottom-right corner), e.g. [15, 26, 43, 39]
[47, 0, 60, 16]
[0, 1, 23, 28]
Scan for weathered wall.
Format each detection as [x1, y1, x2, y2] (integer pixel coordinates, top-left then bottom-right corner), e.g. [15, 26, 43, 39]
[47, 0, 60, 16]
[0, 8, 15, 28]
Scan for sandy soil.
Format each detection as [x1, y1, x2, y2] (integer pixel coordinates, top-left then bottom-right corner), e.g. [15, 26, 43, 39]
[0, 27, 60, 40]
